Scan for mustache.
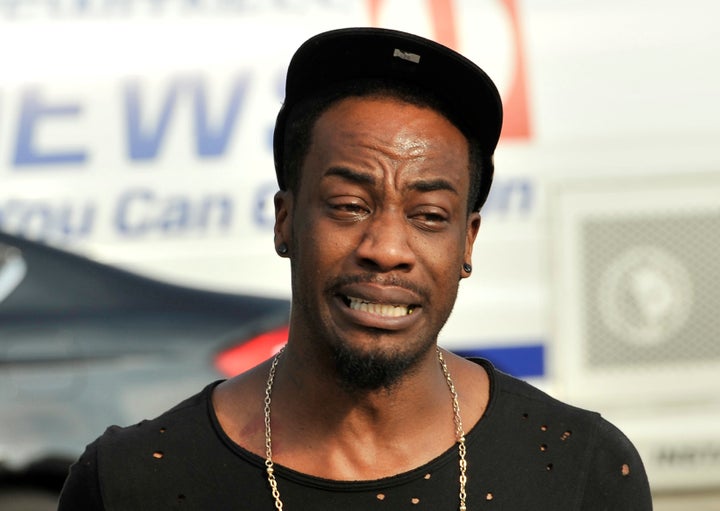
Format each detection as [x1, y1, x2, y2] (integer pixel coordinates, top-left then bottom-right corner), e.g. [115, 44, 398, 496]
[326, 273, 429, 302]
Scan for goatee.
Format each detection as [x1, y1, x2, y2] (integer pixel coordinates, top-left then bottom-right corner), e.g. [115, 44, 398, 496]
[331, 341, 429, 393]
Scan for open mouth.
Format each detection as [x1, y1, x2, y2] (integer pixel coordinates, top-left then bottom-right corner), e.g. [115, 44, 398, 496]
[343, 296, 417, 317]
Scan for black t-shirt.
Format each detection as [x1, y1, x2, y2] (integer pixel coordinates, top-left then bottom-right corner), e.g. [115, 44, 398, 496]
[58, 359, 652, 510]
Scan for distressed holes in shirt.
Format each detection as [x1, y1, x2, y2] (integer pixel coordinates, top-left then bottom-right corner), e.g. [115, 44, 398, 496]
[376, 494, 385, 501]
[622, 463, 631, 476]
[540, 444, 548, 452]
[160, 427, 167, 434]
[540, 425, 548, 432]
[486, 492, 494, 501]
[560, 430, 572, 441]
[424, 473, 431, 480]
[546, 463, 554, 471]
[411, 498, 420, 504]
[152, 451, 164, 459]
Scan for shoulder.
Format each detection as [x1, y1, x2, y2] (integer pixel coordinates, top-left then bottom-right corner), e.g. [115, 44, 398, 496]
[98, 380, 220, 469]
[484, 360, 643, 458]
[470, 358, 604, 432]
[481, 359, 605, 428]
[61, 382, 222, 510]
[99, 381, 216, 451]
[475, 360, 652, 509]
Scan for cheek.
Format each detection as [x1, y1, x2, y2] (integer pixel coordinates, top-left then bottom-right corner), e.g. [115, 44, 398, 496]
[295, 223, 353, 273]
[416, 232, 466, 267]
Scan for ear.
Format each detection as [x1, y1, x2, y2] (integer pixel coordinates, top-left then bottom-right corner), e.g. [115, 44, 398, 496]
[461, 212, 481, 278]
[274, 190, 293, 257]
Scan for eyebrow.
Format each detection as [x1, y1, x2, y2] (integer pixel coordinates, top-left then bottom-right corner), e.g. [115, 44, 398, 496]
[322, 167, 376, 186]
[322, 167, 459, 196]
[406, 178, 459, 196]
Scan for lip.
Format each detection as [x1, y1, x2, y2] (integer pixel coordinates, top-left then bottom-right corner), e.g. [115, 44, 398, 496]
[332, 283, 423, 331]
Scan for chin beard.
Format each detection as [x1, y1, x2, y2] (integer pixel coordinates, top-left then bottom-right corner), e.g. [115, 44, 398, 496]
[331, 341, 430, 393]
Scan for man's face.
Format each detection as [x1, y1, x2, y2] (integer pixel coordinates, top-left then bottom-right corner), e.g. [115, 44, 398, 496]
[274, 96, 481, 390]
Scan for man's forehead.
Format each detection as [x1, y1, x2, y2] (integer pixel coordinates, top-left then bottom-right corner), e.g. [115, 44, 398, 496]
[303, 98, 471, 193]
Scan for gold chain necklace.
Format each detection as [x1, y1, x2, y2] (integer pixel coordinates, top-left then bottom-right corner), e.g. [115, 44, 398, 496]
[263, 347, 468, 511]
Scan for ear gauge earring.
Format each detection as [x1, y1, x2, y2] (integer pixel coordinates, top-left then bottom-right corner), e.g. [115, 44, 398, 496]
[463, 263, 473, 274]
[276, 243, 289, 256]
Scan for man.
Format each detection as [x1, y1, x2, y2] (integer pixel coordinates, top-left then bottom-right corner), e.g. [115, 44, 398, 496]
[59, 28, 652, 510]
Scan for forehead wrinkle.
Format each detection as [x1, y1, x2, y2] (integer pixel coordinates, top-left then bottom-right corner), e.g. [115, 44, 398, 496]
[338, 127, 411, 161]
[327, 130, 465, 201]
[328, 128, 411, 181]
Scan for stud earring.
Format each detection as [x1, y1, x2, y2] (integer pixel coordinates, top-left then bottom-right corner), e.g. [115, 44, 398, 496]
[277, 243, 289, 256]
[463, 263, 472, 274]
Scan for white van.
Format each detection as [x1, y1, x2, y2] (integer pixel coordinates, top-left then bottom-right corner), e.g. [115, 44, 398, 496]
[1, 0, 719, 496]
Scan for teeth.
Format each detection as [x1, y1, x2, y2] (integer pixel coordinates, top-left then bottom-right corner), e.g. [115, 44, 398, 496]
[347, 296, 414, 317]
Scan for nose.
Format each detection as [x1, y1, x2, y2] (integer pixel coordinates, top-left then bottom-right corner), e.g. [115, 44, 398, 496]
[354, 207, 416, 273]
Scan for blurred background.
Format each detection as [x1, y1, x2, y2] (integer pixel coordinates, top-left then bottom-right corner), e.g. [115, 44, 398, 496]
[1, 0, 719, 508]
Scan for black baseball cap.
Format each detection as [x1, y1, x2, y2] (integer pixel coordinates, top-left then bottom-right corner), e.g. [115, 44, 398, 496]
[273, 27, 503, 211]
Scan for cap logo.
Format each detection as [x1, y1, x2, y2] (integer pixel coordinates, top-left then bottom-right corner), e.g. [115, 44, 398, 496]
[392, 48, 421, 64]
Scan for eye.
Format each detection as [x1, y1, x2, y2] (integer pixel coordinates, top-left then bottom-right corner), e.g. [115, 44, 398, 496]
[326, 197, 371, 221]
[410, 208, 450, 231]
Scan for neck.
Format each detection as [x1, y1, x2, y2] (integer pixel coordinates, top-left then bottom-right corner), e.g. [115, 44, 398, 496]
[266, 344, 460, 480]
[282, 341, 445, 415]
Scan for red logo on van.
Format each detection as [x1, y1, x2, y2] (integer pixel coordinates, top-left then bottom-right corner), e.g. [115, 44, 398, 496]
[367, 0, 531, 140]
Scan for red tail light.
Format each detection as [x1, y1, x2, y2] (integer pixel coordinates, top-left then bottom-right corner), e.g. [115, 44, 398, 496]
[214, 325, 288, 377]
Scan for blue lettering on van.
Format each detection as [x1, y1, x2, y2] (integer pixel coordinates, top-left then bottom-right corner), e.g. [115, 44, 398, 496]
[13, 89, 88, 166]
[125, 83, 178, 160]
[252, 181, 279, 229]
[115, 188, 234, 236]
[125, 74, 250, 160]
[0, 199, 95, 240]
[195, 74, 249, 156]
[483, 178, 534, 216]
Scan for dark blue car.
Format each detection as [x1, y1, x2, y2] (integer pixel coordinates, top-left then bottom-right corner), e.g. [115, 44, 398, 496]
[0, 231, 289, 507]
